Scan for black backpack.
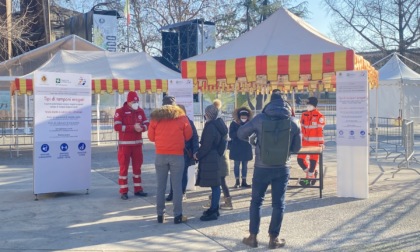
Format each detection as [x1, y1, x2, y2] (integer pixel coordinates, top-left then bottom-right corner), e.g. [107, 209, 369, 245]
[260, 116, 291, 165]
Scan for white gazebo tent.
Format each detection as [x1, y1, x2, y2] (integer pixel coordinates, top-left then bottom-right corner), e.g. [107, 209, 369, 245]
[370, 53, 420, 122]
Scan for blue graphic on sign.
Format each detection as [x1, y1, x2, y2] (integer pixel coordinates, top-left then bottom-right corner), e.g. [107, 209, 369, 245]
[360, 130, 366, 136]
[60, 143, 69, 151]
[78, 142, 86, 151]
[350, 130, 355, 136]
[339, 130, 344, 135]
[41, 144, 49, 152]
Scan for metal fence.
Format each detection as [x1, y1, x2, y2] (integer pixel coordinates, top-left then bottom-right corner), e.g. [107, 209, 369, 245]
[392, 120, 420, 177]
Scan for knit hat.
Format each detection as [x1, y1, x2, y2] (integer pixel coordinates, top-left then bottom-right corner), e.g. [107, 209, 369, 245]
[205, 104, 219, 121]
[307, 97, 318, 107]
[162, 95, 176, 105]
[270, 89, 284, 101]
[127, 91, 139, 103]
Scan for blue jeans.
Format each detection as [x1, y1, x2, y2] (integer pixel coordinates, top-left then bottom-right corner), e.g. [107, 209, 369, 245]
[210, 186, 221, 211]
[249, 166, 290, 237]
[234, 160, 248, 179]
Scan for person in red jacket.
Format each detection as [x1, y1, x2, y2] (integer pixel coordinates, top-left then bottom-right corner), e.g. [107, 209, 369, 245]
[114, 91, 149, 200]
[297, 97, 325, 186]
[148, 95, 192, 224]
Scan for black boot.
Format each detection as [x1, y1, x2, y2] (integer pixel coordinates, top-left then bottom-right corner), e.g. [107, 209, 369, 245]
[241, 179, 251, 188]
[233, 179, 240, 188]
[200, 208, 219, 221]
[166, 193, 173, 201]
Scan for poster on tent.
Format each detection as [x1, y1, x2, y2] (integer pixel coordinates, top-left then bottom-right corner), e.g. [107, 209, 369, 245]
[33, 71, 92, 194]
[167, 79, 194, 119]
[336, 70, 369, 199]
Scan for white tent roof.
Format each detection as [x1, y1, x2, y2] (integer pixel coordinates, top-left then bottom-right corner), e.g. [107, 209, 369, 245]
[19, 50, 181, 81]
[379, 53, 420, 86]
[0, 35, 104, 79]
[184, 7, 349, 61]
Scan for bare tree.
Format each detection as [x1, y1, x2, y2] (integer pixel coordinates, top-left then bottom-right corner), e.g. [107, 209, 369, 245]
[0, 0, 39, 61]
[324, 0, 420, 56]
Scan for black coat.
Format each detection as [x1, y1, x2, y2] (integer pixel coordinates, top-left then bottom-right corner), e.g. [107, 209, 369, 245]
[229, 121, 253, 161]
[195, 120, 221, 187]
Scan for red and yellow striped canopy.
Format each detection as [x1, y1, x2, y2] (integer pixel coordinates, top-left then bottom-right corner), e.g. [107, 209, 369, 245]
[11, 78, 169, 95]
[181, 50, 378, 94]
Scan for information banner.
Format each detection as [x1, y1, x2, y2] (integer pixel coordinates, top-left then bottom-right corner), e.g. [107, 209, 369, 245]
[336, 71, 369, 146]
[92, 14, 117, 52]
[167, 79, 194, 119]
[336, 70, 369, 199]
[33, 72, 92, 194]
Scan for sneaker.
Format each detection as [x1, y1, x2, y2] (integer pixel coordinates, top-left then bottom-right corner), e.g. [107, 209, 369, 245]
[157, 214, 165, 223]
[241, 182, 251, 188]
[310, 170, 319, 186]
[134, 191, 148, 197]
[299, 179, 311, 187]
[166, 193, 173, 201]
[174, 214, 187, 224]
[182, 193, 187, 200]
[121, 193, 128, 200]
[268, 237, 286, 249]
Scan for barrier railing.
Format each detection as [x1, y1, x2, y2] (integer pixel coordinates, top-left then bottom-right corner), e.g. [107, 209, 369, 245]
[392, 120, 420, 177]
[369, 117, 405, 159]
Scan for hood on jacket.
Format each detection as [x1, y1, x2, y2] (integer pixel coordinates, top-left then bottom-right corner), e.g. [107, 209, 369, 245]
[232, 106, 253, 123]
[213, 117, 228, 136]
[150, 105, 185, 122]
[262, 99, 291, 119]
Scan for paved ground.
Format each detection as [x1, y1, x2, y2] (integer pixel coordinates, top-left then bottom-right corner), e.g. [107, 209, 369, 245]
[0, 141, 420, 251]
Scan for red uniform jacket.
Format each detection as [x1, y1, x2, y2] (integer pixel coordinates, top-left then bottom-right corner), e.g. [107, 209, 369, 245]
[300, 109, 325, 145]
[114, 102, 149, 145]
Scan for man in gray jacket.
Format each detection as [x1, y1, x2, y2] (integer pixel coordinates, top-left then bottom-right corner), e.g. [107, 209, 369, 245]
[237, 89, 301, 249]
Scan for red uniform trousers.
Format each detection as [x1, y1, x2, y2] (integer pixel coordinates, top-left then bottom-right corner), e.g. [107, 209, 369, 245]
[297, 141, 320, 176]
[118, 144, 144, 194]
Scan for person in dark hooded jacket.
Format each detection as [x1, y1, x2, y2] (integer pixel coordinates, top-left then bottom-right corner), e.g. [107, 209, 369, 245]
[237, 89, 301, 249]
[194, 104, 228, 221]
[229, 106, 253, 188]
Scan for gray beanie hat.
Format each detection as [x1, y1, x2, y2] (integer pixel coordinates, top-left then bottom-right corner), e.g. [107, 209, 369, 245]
[162, 95, 176, 106]
[205, 104, 219, 121]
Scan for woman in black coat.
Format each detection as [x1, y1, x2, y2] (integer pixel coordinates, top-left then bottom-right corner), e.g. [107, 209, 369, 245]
[229, 107, 253, 188]
[194, 104, 223, 221]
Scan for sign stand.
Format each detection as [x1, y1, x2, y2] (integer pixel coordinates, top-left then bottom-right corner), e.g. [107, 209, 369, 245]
[33, 71, 92, 198]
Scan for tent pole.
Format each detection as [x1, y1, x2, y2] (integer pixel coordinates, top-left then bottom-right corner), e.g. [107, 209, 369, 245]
[24, 94, 29, 134]
[375, 87, 378, 160]
[96, 94, 100, 146]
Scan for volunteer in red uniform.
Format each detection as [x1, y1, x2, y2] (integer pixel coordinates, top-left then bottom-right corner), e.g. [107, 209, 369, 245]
[114, 91, 149, 200]
[297, 97, 325, 186]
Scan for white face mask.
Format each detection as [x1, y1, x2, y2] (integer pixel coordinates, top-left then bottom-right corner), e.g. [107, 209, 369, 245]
[240, 118, 247, 123]
[131, 103, 139, 110]
[306, 105, 315, 111]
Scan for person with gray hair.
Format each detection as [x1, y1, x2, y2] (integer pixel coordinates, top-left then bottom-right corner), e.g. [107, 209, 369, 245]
[194, 104, 228, 221]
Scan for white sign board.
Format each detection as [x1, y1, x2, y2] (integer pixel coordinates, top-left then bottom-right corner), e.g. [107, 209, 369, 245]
[167, 79, 194, 119]
[33, 72, 92, 194]
[336, 70, 369, 199]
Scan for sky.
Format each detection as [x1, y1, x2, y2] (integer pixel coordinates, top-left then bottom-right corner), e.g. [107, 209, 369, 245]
[304, 0, 333, 38]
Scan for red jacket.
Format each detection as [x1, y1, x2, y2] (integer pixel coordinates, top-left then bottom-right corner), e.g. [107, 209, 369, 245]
[148, 105, 192, 155]
[300, 109, 325, 145]
[114, 102, 149, 145]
